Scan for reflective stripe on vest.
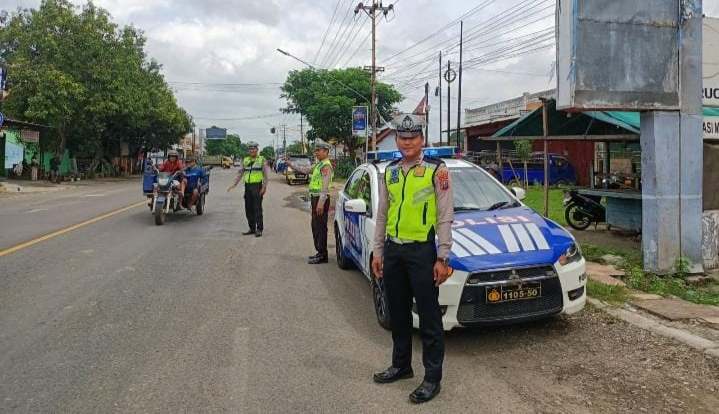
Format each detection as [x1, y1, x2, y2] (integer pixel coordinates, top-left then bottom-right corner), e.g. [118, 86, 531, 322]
[309, 159, 333, 194]
[385, 160, 440, 241]
[244, 156, 265, 184]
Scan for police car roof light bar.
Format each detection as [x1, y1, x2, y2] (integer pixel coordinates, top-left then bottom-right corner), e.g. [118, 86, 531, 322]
[367, 146, 457, 162]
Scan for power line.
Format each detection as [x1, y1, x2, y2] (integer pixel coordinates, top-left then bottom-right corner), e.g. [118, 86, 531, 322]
[314, 0, 344, 64]
[319, 0, 355, 67]
[382, 0, 552, 80]
[327, 13, 369, 68]
[381, 0, 496, 65]
[324, 13, 366, 68]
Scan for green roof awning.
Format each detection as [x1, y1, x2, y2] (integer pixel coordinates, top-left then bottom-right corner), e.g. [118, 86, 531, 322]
[490, 99, 719, 141]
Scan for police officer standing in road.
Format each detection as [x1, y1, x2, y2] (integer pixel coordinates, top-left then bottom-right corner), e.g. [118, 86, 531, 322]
[286, 139, 334, 264]
[228, 141, 270, 237]
[371, 114, 454, 404]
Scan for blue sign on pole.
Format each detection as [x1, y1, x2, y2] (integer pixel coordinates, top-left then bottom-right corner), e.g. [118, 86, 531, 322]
[205, 126, 227, 140]
[0, 112, 4, 128]
[352, 106, 368, 136]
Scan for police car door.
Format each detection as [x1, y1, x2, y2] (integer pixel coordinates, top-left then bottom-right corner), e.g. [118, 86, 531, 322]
[342, 168, 371, 273]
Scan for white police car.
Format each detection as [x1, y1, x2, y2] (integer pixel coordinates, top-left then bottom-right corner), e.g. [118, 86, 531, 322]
[334, 147, 587, 331]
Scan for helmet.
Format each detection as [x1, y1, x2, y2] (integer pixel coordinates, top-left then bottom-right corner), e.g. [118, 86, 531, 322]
[167, 150, 179, 157]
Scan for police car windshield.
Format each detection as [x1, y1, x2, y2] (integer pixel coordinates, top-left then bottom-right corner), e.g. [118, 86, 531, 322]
[451, 167, 517, 211]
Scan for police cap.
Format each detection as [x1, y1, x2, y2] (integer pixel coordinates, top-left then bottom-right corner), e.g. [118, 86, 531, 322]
[391, 114, 425, 138]
[314, 139, 331, 151]
[246, 141, 259, 149]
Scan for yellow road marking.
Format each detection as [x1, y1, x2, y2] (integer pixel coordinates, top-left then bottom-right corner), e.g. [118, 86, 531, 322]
[0, 201, 146, 258]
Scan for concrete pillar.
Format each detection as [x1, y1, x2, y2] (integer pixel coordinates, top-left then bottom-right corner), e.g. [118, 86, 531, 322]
[641, 111, 681, 273]
[679, 0, 704, 273]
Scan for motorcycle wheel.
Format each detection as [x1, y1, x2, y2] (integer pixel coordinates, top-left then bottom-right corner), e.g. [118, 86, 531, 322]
[154, 206, 166, 226]
[196, 194, 205, 216]
[565, 204, 591, 231]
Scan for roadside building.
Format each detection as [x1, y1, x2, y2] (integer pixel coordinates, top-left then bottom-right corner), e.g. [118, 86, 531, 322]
[464, 90, 595, 186]
[1, 118, 54, 178]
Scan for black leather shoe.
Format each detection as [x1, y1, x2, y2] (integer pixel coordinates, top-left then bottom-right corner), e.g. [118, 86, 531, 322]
[242, 230, 255, 236]
[255, 231, 263, 237]
[307, 253, 321, 260]
[372, 367, 414, 384]
[308, 256, 328, 264]
[409, 381, 441, 404]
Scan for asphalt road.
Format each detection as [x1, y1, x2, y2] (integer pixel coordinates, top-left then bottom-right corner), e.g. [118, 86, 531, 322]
[1, 170, 717, 413]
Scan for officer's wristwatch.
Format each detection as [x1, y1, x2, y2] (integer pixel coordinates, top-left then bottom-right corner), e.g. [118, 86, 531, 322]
[436, 257, 450, 266]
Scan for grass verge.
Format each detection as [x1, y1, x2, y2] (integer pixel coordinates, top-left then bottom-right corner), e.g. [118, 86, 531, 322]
[521, 186, 568, 226]
[586, 280, 630, 304]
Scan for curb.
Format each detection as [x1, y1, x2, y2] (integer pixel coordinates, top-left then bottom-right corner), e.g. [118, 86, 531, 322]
[587, 297, 719, 359]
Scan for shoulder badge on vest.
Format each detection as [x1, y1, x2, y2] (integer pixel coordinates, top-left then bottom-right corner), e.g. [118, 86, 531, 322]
[389, 167, 400, 184]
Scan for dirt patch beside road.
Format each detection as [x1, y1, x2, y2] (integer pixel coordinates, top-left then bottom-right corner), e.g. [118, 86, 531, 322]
[452, 306, 719, 413]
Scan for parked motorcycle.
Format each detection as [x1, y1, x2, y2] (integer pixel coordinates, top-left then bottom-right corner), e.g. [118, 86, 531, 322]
[563, 190, 606, 230]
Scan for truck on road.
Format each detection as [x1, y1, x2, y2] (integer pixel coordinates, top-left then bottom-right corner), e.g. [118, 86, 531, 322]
[202, 155, 233, 169]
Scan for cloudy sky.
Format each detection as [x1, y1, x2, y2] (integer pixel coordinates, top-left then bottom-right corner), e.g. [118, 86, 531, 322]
[2, 0, 719, 148]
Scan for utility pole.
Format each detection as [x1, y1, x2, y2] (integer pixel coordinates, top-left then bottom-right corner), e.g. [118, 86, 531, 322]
[300, 115, 305, 154]
[356, 1, 394, 151]
[444, 61, 456, 145]
[438, 51, 443, 146]
[456, 20, 464, 152]
[281, 124, 287, 154]
[424, 82, 430, 147]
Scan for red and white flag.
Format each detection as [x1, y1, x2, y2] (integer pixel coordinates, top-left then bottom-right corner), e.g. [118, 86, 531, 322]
[413, 96, 428, 116]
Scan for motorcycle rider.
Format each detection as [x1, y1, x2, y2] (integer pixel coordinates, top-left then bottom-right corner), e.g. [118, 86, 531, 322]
[159, 150, 187, 204]
[184, 156, 203, 209]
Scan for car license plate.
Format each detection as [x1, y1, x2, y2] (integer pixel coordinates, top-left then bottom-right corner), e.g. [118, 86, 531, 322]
[486, 282, 542, 304]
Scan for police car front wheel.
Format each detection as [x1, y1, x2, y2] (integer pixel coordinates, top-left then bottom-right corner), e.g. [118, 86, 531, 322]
[334, 224, 354, 270]
[372, 278, 392, 331]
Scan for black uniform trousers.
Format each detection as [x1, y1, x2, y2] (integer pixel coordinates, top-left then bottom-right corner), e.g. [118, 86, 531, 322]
[310, 195, 330, 258]
[383, 239, 444, 383]
[244, 183, 263, 232]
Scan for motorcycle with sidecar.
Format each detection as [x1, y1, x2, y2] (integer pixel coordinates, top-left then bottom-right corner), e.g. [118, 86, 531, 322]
[143, 161, 211, 225]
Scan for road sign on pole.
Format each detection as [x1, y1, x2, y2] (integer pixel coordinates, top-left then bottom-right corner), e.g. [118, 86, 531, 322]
[0, 112, 4, 128]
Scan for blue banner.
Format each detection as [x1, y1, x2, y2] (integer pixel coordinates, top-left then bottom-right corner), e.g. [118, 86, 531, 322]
[352, 106, 368, 136]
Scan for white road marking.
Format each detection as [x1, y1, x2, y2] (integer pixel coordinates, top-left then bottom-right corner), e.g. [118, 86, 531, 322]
[456, 228, 502, 254]
[510, 224, 536, 251]
[498, 225, 520, 253]
[25, 208, 49, 214]
[452, 231, 486, 255]
[84, 194, 106, 197]
[524, 223, 550, 250]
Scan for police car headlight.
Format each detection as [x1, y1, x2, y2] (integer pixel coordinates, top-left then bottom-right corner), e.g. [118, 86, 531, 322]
[559, 243, 583, 266]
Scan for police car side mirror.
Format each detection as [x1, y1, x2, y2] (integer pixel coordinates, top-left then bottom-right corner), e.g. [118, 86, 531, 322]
[345, 198, 367, 215]
[511, 187, 526, 201]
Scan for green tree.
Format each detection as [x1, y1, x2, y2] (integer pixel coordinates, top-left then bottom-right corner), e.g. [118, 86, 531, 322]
[281, 68, 401, 157]
[0, 0, 191, 169]
[285, 141, 304, 155]
[260, 146, 275, 160]
[514, 140, 532, 188]
[205, 134, 247, 158]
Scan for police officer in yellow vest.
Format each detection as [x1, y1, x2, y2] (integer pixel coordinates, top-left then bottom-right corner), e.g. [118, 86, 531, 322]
[371, 114, 454, 404]
[228, 141, 270, 237]
[286, 139, 334, 264]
